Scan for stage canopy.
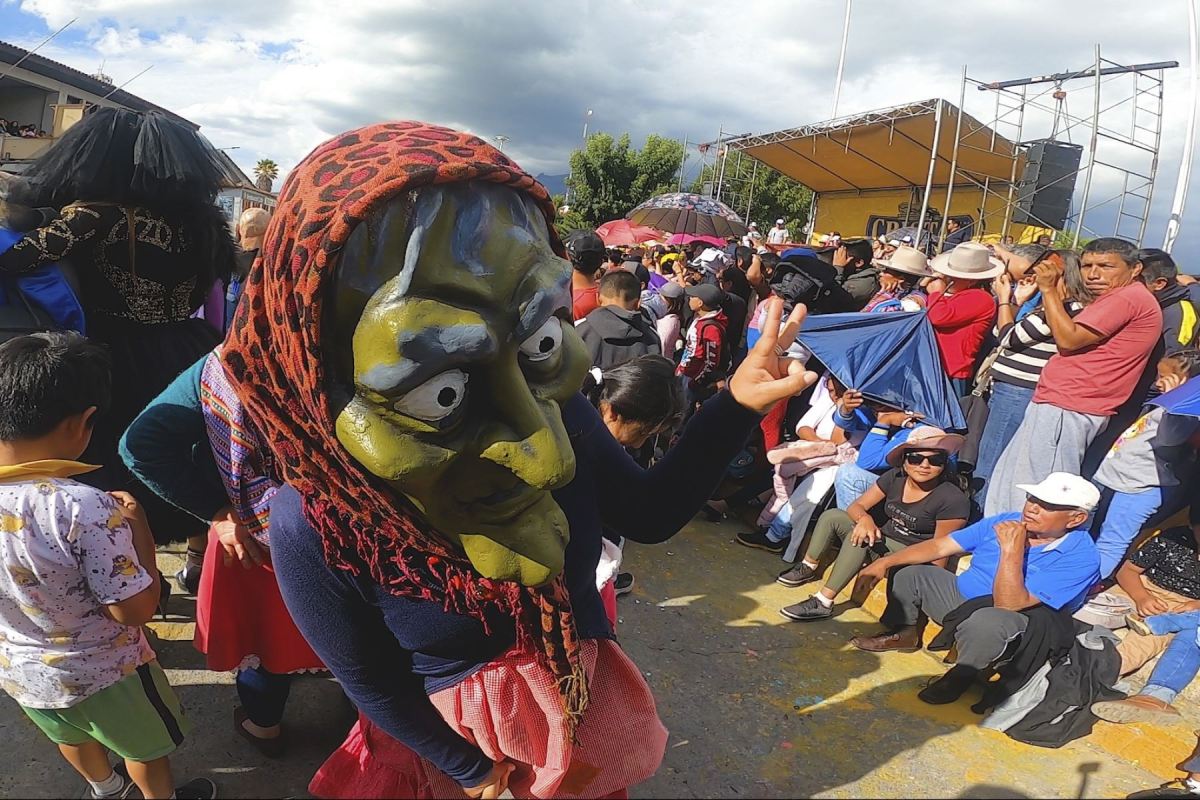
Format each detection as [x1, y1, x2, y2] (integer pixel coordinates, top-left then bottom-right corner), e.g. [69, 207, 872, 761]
[723, 99, 1022, 194]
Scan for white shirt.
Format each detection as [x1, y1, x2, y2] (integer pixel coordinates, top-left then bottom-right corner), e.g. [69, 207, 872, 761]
[0, 474, 154, 708]
[767, 226, 789, 244]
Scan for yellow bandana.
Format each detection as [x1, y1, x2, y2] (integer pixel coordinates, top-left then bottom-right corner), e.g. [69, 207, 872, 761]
[0, 460, 101, 483]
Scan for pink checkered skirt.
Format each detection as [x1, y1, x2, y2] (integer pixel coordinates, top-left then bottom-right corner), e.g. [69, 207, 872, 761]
[309, 639, 667, 799]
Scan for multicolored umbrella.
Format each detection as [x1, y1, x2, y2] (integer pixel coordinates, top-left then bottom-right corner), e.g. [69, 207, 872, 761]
[595, 219, 661, 246]
[626, 192, 747, 238]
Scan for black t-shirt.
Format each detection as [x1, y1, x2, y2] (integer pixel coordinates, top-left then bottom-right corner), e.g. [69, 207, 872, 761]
[1132, 527, 1200, 599]
[870, 468, 970, 546]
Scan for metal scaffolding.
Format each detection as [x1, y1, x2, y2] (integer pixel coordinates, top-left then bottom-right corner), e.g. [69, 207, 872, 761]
[688, 127, 760, 223]
[951, 53, 1176, 245]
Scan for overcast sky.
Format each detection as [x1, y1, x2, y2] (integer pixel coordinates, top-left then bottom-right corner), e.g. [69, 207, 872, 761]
[3, 0, 1199, 262]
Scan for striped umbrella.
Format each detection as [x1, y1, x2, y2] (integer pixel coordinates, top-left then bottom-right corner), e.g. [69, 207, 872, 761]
[626, 192, 747, 238]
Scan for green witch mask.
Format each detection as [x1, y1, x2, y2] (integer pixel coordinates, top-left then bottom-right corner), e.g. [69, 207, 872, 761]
[330, 182, 590, 586]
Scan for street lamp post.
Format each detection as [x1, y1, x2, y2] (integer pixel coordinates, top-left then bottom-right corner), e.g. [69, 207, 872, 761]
[566, 109, 593, 206]
[493, 135, 509, 152]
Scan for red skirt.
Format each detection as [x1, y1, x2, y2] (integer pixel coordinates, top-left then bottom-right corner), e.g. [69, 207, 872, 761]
[194, 529, 323, 674]
[309, 639, 667, 799]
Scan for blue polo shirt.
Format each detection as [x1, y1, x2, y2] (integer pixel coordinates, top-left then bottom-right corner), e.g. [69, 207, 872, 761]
[950, 513, 1100, 612]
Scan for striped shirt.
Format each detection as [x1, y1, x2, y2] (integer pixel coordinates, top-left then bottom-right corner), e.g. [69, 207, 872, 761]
[990, 301, 1083, 390]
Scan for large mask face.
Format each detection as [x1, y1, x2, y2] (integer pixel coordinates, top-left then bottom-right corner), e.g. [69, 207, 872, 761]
[331, 182, 590, 587]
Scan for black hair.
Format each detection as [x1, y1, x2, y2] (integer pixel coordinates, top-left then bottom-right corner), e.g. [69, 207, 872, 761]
[15, 107, 236, 289]
[662, 291, 685, 318]
[598, 354, 685, 435]
[0, 332, 111, 441]
[606, 248, 623, 266]
[598, 268, 641, 304]
[842, 237, 873, 267]
[1138, 247, 1178, 284]
[1163, 348, 1200, 379]
[735, 245, 753, 268]
[1082, 237, 1140, 267]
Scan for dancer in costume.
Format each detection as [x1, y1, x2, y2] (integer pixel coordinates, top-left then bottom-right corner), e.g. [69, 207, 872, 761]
[0, 108, 236, 592]
[219, 122, 815, 799]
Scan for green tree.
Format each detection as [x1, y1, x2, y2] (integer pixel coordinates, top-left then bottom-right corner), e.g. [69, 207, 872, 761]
[689, 163, 812, 239]
[563, 133, 685, 228]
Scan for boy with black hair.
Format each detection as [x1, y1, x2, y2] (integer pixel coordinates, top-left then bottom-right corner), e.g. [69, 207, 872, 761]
[577, 269, 662, 377]
[0, 333, 213, 800]
[1140, 247, 1199, 353]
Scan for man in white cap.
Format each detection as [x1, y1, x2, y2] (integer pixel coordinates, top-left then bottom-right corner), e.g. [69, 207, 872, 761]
[767, 218, 789, 245]
[850, 472, 1101, 705]
[741, 222, 762, 248]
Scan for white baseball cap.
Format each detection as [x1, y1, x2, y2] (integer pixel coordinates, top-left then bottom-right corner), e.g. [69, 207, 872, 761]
[749, 222, 758, 228]
[1016, 472, 1101, 512]
[776, 218, 785, 224]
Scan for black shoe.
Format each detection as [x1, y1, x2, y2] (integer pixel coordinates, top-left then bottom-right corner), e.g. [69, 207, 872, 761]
[779, 595, 834, 622]
[918, 665, 979, 705]
[614, 572, 635, 596]
[735, 529, 786, 554]
[1128, 781, 1200, 798]
[777, 562, 819, 587]
[175, 777, 217, 800]
[175, 564, 202, 596]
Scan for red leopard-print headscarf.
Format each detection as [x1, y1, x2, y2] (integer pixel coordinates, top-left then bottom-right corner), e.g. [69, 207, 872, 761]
[220, 122, 588, 726]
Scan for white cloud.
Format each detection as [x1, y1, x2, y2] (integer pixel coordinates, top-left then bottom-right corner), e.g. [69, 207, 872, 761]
[9, 0, 1200, 258]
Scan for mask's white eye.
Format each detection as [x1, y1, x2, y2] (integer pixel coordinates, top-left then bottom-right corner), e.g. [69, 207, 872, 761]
[392, 369, 468, 422]
[519, 318, 563, 362]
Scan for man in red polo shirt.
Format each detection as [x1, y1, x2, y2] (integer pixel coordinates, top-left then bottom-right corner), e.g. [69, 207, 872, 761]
[984, 238, 1162, 517]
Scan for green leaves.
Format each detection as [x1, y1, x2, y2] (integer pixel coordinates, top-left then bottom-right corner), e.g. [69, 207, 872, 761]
[563, 133, 685, 228]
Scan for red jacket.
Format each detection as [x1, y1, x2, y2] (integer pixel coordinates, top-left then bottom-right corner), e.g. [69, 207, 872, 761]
[677, 310, 729, 384]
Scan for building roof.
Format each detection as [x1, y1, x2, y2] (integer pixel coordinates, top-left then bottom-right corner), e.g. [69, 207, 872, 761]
[724, 99, 1023, 194]
[0, 40, 196, 129]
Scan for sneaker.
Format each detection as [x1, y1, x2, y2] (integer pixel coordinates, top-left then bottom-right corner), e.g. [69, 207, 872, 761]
[614, 572, 635, 597]
[779, 595, 834, 622]
[1128, 780, 1200, 798]
[175, 564, 202, 596]
[175, 777, 217, 800]
[777, 562, 819, 588]
[1126, 613, 1154, 636]
[78, 767, 135, 799]
[735, 529, 786, 554]
[1092, 694, 1183, 725]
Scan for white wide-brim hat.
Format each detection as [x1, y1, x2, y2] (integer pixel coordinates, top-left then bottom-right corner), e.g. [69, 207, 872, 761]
[875, 245, 933, 277]
[930, 241, 1005, 281]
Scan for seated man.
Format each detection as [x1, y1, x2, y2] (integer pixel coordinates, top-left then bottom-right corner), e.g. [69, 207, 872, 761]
[850, 472, 1101, 704]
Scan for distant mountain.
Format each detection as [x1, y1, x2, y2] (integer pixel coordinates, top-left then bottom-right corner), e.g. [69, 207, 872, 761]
[535, 173, 568, 197]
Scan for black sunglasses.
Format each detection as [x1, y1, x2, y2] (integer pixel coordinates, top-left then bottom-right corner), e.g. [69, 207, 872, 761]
[904, 451, 949, 467]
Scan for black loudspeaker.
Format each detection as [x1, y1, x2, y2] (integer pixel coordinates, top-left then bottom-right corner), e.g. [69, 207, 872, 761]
[1012, 140, 1083, 230]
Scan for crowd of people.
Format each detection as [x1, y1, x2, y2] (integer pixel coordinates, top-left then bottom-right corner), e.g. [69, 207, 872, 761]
[0, 117, 50, 138]
[1, 105, 1200, 800]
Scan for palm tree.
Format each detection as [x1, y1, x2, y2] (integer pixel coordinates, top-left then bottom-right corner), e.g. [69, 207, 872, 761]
[254, 159, 279, 193]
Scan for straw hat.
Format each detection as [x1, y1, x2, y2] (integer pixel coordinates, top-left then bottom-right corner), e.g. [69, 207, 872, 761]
[930, 241, 1005, 281]
[886, 425, 965, 467]
[875, 245, 932, 277]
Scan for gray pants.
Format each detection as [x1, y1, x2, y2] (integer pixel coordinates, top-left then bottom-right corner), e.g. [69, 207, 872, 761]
[881, 565, 1029, 670]
[983, 401, 1107, 518]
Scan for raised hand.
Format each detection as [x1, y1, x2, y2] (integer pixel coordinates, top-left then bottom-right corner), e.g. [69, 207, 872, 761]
[727, 298, 819, 415]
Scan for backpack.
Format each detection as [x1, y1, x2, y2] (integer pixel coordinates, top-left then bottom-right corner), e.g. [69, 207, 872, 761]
[0, 228, 86, 342]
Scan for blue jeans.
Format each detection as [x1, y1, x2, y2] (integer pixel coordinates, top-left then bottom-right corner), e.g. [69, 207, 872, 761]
[1139, 615, 1200, 705]
[974, 381, 1034, 502]
[236, 666, 294, 727]
[1094, 486, 1163, 579]
[835, 461, 878, 510]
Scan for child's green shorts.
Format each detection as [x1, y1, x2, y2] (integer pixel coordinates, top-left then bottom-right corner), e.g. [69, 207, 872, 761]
[19, 661, 189, 762]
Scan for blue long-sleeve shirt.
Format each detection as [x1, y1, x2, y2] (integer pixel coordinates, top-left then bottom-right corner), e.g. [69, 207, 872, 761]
[270, 390, 760, 786]
[832, 406, 913, 472]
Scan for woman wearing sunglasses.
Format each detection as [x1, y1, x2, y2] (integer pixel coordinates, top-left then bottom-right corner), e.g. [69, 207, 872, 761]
[974, 249, 1095, 501]
[778, 426, 970, 621]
